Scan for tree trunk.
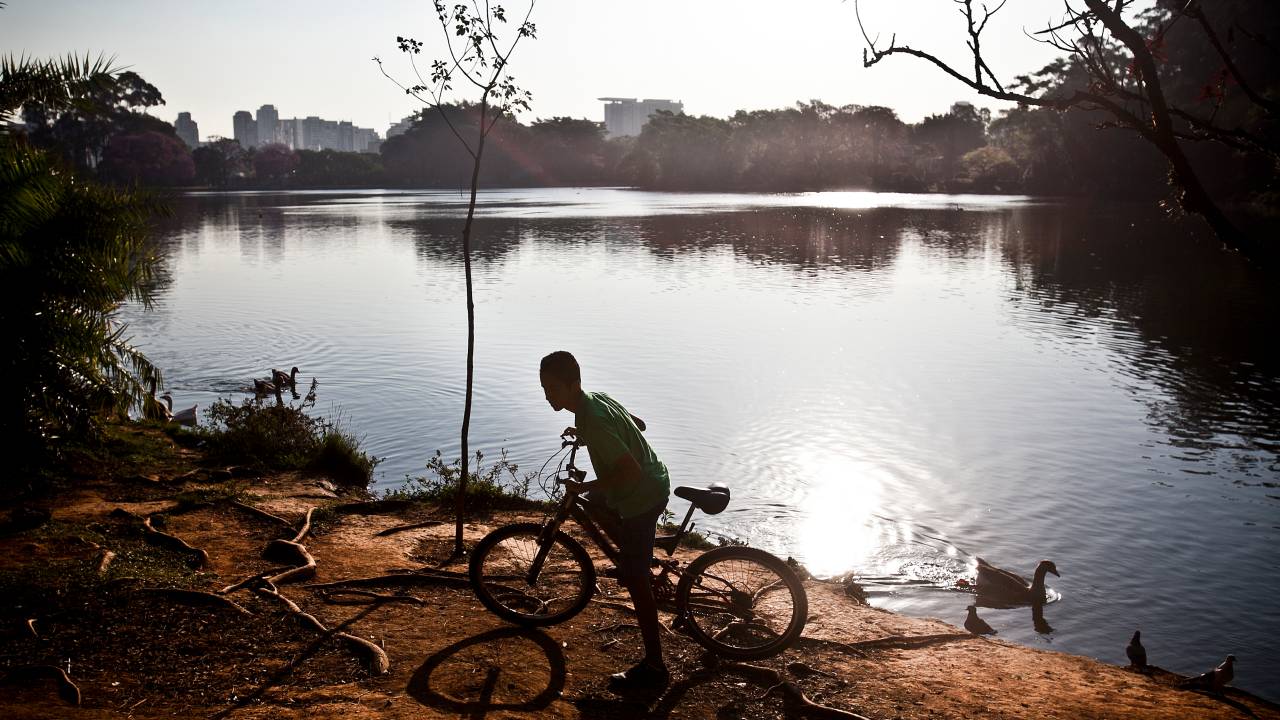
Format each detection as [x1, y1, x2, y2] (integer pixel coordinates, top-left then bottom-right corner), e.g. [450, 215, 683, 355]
[454, 97, 489, 557]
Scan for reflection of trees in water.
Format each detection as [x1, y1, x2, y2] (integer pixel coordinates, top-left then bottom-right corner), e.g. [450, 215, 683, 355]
[394, 207, 1019, 277]
[997, 206, 1279, 470]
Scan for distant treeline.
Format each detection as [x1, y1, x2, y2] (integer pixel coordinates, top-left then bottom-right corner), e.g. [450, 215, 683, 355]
[14, 1, 1276, 204]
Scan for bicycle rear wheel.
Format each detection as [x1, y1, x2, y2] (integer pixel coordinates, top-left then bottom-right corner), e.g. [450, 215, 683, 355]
[674, 546, 807, 660]
[469, 522, 596, 627]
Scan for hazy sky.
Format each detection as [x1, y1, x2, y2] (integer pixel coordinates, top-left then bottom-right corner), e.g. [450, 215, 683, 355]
[2, 0, 1097, 139]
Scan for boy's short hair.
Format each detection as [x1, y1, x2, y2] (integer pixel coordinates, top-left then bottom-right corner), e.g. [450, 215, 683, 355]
[540, 351, 581, 385]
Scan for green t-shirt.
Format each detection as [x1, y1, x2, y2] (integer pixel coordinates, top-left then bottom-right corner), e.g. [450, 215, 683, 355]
[575, 390, 670, 518]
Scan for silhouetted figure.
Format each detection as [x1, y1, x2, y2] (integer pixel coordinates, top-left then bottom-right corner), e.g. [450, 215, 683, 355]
[539, 350, 670, 690]
[1126, 630, 1147, 669]
[976, 558, 1059, 606]
[964, 605, 996, 635]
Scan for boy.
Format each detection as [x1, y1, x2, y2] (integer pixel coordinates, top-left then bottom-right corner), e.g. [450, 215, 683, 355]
[538, 350, 670, 687]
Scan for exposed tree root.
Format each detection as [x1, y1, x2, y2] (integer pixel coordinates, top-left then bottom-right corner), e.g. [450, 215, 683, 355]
[254, 586, 390, 675]
[588, 599, 677, 635]
[799, 632, 972, 658]
[96, 549, 116, 576]
[301, 569, 470, 590]
[263, 541, 316, 586]
[229, 500, 292, 528]
[133, 588, 253, 616]
[291, 507, 316, 543]
[332, 499, 414, 515]
[711, 659, 870, 720]
[110, 510, 210, 567]
[318, 589, 425, 605]
[2, 665, 81, 705]
[374, 519, 444, 536]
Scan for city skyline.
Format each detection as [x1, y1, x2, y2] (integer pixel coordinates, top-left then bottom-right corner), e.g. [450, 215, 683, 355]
[0, 0, 1076, 140]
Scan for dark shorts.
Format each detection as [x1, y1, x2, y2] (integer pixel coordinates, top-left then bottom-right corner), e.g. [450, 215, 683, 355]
[584, 497, 667, 577]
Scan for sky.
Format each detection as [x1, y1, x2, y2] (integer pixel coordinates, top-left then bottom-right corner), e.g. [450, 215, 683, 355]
[1, 0, 1092, 140]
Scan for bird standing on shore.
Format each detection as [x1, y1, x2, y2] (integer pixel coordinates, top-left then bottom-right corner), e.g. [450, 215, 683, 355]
[964, 605, 996, 635]
[1126, 630, 1146, 669]
[1185, 655, 1236, 693]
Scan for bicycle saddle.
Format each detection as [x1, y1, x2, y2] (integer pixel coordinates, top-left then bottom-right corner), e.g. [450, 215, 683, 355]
[674, 484, 730, 515]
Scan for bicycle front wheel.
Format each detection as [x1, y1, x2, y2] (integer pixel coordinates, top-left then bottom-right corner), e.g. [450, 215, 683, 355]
[469, 522, 596, 627]
[675, 546, 808, 660]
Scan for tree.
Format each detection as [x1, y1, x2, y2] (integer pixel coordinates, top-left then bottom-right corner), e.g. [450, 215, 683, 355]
[377, 1, 536, 557]
[855, 0, 1276, 261]
[1, 53, 163, 472]
[252, 142, 299, 184]
[98, 130, 194, 186]
[192, 138, 246, 188]
[21, 68, 168, 174]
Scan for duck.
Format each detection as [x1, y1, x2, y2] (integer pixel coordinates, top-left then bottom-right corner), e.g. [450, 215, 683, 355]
[144, 378, 172, 422]
[159, 392, 198, 427]
[1185, 655, 1235, 693]
[1126, 630, 1147, 669]
[253, 378, 278, 396]
[271, 366, 299, 388]
[963, 605, 996, 635]
[975, 558, 1059, 607]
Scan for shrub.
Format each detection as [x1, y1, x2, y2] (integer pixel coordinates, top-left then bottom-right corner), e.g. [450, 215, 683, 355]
[385, 449, 544, 512]
[198, 381, 378, 485]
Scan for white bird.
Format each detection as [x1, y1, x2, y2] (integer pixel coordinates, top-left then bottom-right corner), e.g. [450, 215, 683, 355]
[144, 378, 172, 422]
[159, 393, 198, 427]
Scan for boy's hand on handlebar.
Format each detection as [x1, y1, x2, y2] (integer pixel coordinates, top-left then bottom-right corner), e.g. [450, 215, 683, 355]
[560, 427, 577, 439]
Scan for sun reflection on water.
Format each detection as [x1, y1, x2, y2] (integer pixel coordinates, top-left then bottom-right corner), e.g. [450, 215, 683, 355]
[793, 452, 889, 578]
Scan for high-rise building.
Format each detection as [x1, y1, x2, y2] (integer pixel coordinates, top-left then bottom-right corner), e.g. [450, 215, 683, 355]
[598, 97, 683, 137]
[256, 104, 280, 147]
[232, 110, 257, 149]
[338, 121, 354, 152]
[353, 127, 381, 153]
[175, 112, 199, 149]
[386, 114, 417, 138]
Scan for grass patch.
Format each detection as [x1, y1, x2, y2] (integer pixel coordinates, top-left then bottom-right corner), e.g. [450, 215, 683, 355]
[171, 483, 252, 513]
[198, 381, 379, 486]
[384, 449, 549, 513]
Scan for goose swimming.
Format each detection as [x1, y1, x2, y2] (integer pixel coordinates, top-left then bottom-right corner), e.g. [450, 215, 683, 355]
[975, 558, 1059, 607]
[271, 366, 299, 388]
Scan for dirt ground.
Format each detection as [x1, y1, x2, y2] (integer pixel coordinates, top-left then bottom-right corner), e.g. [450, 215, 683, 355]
[2, 426, 1277, 719]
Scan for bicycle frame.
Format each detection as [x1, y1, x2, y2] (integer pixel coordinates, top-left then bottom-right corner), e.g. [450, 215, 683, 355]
[527, 437, 694, 585]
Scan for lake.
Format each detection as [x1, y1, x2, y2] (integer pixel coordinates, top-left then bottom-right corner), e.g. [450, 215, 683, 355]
[121, 188, 1280, 699]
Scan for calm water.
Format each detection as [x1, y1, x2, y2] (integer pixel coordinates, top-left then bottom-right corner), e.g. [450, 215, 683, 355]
[122, 188, 1280, 698]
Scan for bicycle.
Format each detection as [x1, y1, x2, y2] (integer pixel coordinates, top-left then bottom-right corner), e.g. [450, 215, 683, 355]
[468, 432, 808, 660]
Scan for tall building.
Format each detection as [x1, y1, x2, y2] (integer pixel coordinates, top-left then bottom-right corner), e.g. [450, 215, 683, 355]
[338, 121, 354, 152]
[353, 127, 381, 153]
[174, 112, 199, 149]
[256, 104, 280, 147]
[232, 110, 257, 149]
[599, 97, 683, 137]
[386, 114, 417, 138]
